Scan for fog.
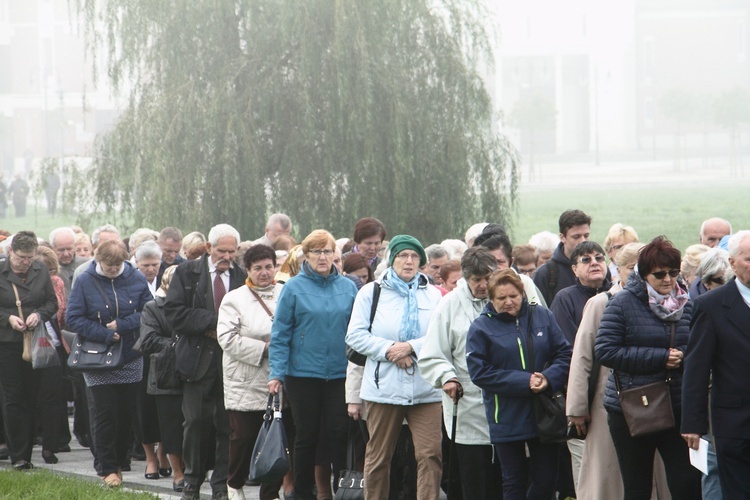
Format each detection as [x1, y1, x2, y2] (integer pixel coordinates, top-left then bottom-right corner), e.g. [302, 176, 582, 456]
[0, 0, 748, 193]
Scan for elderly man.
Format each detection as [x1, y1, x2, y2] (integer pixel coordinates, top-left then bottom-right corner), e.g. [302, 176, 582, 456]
[424, 244, 449, 285]
[50, 227, 88, 295]
[682, 230, 750, 498]
[253, 213, 292, 247]
[157, 227, 185, 284]
[699, 218, 732, 248]
[165, 224, 246, 500]
[419, 247, 502, 499]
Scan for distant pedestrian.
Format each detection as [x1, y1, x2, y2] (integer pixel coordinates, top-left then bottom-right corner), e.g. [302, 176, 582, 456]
[8, 174, 29, 217]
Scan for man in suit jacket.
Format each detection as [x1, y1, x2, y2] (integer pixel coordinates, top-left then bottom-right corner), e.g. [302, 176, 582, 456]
[165, 224, 246, 500]
[682, 230, 750, 498]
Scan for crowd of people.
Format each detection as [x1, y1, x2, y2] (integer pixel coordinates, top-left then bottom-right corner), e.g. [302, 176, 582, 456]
[0, 211, 747, 500]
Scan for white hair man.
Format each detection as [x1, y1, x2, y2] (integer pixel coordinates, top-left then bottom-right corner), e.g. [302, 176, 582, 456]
[699, 217, 732, 248]
[49, 226, 88, 296]
[254, 213, 292, 247]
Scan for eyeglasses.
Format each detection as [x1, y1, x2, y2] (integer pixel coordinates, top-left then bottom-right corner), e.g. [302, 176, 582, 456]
[308, 249, 334, 256]
[395, 252, 420, 262]
[578, 255, 605, 265]
[707, 275, 726, 285]
[651, 269, 680, 280]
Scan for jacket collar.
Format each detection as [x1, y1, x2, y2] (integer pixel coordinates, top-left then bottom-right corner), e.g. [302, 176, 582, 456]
[1, 258, 42, 287]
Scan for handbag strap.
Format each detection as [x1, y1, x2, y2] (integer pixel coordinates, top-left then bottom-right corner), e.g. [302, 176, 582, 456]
[11, 283, 24, 322]
[369, 283, 381, 332]
[248, 287, 274, 321]
[614, 322, 676, 393]
[91, 277, 117, 318]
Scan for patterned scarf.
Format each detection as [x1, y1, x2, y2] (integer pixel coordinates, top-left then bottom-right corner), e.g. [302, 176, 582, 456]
[246, 276, 277, 300]
[381, 267, 421, 342]
[646, 282, 688, 322]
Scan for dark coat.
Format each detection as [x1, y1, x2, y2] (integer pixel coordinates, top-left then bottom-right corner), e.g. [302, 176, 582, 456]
[550, 279, 611, 347]
[164, 254, 246, 382]
[532, 242, 576, 306]
[466, 301, 571, 443]
[0, 260, 58, 343]
[682, 279, 750, 439]
[595, 271, 692, 414]
[66, 260, 152, 366]
[140, 296, 181, 395]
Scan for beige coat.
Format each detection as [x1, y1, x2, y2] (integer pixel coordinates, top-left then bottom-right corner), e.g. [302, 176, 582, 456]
[567, 284, 671, 500]
[217, 284, 280, 412]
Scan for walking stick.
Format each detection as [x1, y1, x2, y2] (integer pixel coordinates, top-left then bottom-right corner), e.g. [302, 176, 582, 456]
[447, 393, 460, 499]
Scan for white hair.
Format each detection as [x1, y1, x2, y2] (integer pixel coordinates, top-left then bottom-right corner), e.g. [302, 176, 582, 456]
[440, 239, 468, 260]
[91, 224, 121, 246]
[425, 244, 448, 261]
[208, 224, 241, 246]
[529, 231, 559, 254]
[464, 223, 489, 247]
[727, 230, 750, 258]
[135, 240, 163, 261]
[49, 227, 76, 247]
[266, 213, 292, 230]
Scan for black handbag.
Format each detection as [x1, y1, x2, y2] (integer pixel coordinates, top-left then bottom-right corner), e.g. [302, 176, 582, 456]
[346, 283, 381, 366]
[614, 324, 676, 437]
[334, 421, 366, 500]
[525, 305, 569, 443]
[250, 393, 290, 483]
[151, 339, 181, 390]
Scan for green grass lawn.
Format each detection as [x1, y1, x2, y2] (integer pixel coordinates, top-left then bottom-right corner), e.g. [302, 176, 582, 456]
[510, 185, 749, 253]
[0, 469, 158, 499]
[0, 209, 78, 239]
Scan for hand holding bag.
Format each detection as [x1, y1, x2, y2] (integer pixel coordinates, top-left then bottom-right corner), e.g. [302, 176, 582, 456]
[249, 393, 290, 483]
[526, 305, 569, 444]
[615, 324, 676, 437]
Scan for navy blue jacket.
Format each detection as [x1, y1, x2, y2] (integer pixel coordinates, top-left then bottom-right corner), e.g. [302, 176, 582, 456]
[595, 272, 692, 414]
[550, 279, 611, 347]
[466, 301, 571, 443]
[532, 242, 575, 306]
[66, 260, 153, 365]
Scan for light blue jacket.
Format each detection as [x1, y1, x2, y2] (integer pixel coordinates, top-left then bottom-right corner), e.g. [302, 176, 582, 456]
[269, 262, 357, 382]
[345, 274, 442, 405]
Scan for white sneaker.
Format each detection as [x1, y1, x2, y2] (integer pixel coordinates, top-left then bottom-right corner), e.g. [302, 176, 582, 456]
[228, 485, 246, 500]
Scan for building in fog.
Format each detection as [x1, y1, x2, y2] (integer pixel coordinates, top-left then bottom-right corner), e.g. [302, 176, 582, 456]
[0, 0, 117, 178]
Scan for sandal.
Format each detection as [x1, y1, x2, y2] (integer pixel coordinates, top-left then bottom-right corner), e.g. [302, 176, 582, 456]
[103, 473, 122, 487]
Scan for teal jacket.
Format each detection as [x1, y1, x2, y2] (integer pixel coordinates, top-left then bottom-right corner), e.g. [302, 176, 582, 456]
[269, 262, 358, 382]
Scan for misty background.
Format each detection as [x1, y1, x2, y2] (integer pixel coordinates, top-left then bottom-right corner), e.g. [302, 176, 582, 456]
[0, 0, 748, 244]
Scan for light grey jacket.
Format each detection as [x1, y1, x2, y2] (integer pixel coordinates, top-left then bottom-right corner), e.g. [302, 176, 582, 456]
[419, 281, 491, 445]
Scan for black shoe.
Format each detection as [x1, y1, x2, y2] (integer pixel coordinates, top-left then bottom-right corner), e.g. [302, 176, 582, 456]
[145, 468, 160, 480]
[57, 445, 71, 453]
[76, 434, 91, 448]
[12, 460, 33, 471]
[181, 483, 201, 500]
[173, 479, 185, 492]
[212, 492, 228, 500]
[159, 466, 172, 477]
[0, 446, 9, 460]
[42, 450, 58, 464]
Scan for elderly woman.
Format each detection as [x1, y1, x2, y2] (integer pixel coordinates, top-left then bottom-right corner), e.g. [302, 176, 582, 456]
[695, 247, 733, 295]
[681, 243, 710, 295]
[218, 244, 294, 500]
[0, 231, 58, 470]
[595, 237, 701, 499]
[603, 223, 639, 282]
[268, 230, 358, 500]
[346, 217, 387, 270]
[419, 247, 502, 498]
[66, 240, 153, 487]
[346, 235, 444, 499]
[467, 269, 571, 500]
[75, 233, 93, 258]
[565, 242, 670, 499]
[140, 265, 186, 492]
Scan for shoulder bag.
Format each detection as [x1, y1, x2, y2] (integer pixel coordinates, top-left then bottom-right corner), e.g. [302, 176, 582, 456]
[334, 420, 367, 500]
[346, 283, 381, 366]
[11, 283, 34, 362]
[614, 323, 675, 437]
[249, 393, 290, 483]
[67, 278, 124, 371]
[526, 305, 569, 444]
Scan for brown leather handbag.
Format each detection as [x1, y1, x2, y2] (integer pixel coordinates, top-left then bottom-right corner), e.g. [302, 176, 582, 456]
[614, 324, 676, 437]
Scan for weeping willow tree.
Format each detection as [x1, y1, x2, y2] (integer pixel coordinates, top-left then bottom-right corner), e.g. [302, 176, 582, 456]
[73, 0, 518, 243]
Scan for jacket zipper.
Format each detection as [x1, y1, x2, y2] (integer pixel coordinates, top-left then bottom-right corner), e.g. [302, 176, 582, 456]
[110, 280, 120, 319]
[516, 318, 526, 370]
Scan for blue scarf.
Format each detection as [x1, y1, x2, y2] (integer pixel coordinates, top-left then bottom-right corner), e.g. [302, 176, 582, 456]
[381, 267, 421, 342]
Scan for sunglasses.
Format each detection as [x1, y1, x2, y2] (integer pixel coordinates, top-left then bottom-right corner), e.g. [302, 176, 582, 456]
[651, 269, 680, 280]
[578, 255, 605, 265]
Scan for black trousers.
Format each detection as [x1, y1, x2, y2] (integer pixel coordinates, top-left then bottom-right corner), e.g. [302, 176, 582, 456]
[0, 341, 35, 464]
[155, 394, 184, 455]
[34, 364, 67, 453]
[88, 382, 138, 476]
[285, 376, 348, 500]
[715, 436, 750, 499]
[494, 438, 558, 500]
[455, 443, 503, 499]
[181, 353, 230, 494]
[608, 411, 701, 500]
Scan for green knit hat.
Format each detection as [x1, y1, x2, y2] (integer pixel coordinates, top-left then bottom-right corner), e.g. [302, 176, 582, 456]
[388, 235, 427, 267]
